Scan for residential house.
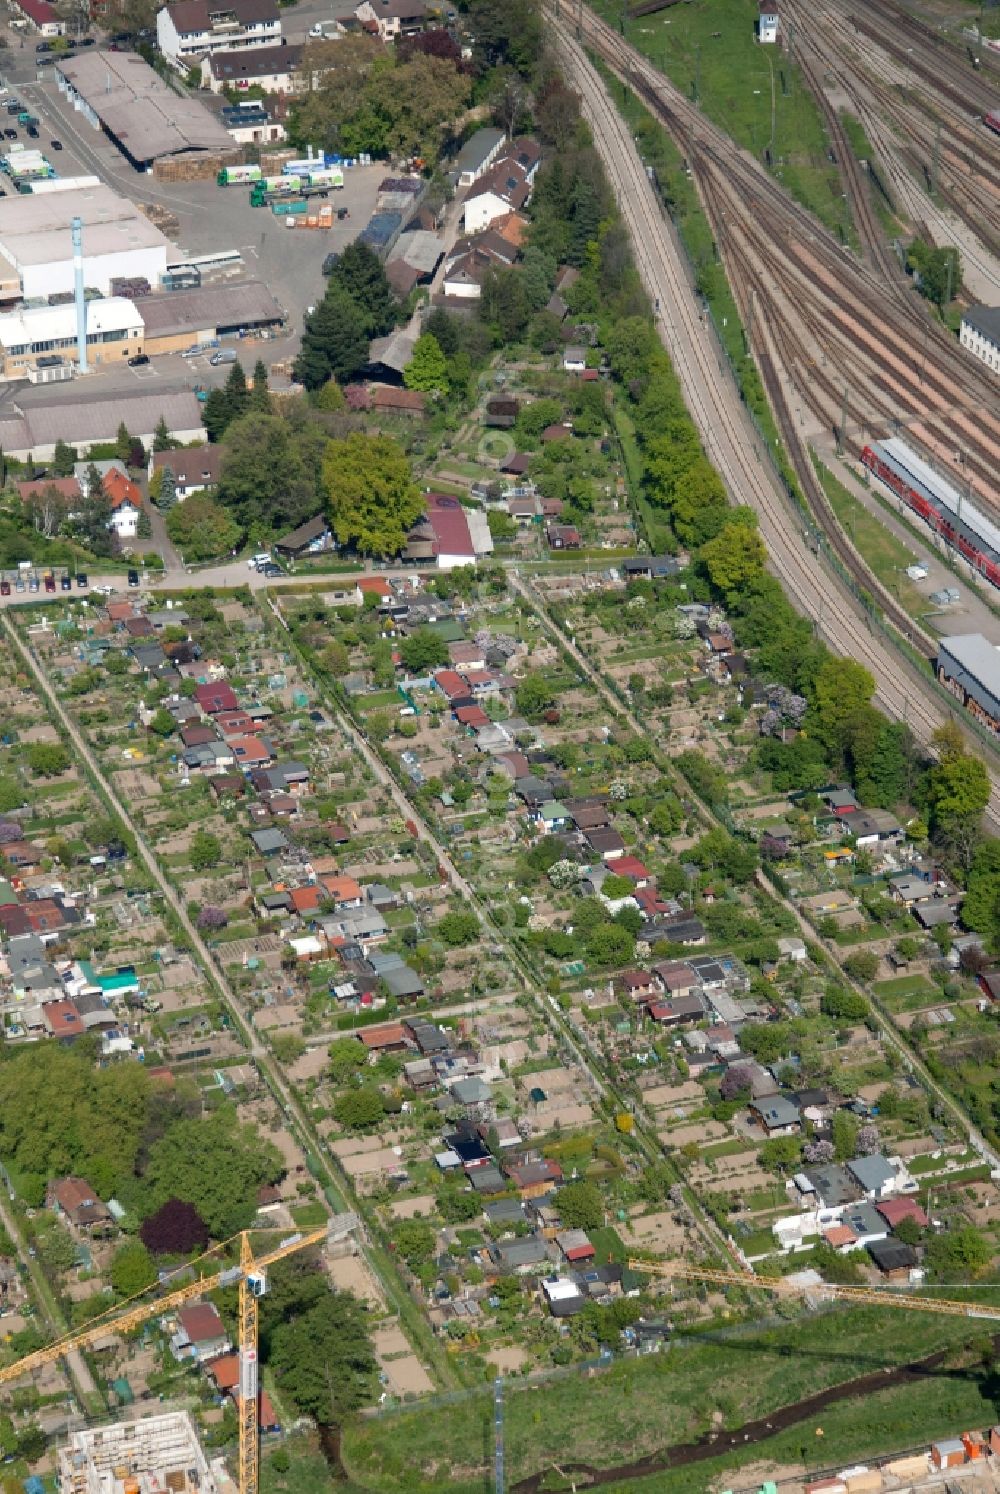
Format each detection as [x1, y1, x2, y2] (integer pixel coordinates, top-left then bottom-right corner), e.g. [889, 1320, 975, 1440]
[47, 1177, 114, 1237]
[101, 468, 142, 540]
[846, 1154, 912, 1202]
[534, 800, 568, 833]
[463, 149, 537, 234]
[149, 446, 225, 496]
[749, 1094, 800, 1135]
[171, 1302, 231, 1363]
[620, 969, 655, 1002]
[201, 42, 302, 92]
[492, 1237, 550, 1275]
[505, 1159, 563, 1199]
[194, 681, 238, 715]
[354, 0, 425, 41]
[156, 0, 282, 72]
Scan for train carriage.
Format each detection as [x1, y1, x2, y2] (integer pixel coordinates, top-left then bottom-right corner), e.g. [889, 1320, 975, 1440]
[861, 437, 1000, 590]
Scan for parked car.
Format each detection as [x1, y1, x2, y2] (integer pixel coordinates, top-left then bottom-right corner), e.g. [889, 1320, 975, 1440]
[3, 130, 16, 142]
[260, 563, 282, 577]
[25, 125, 37, 138]
[50, 138, 62, 150]
[127, 353, 149, 367]
[28, 577, 39, 592]
[0, 580, 9, 597]
[127, 569, 139, 587]
[35, 41, 51, 52]
[43, 574, 55, 593]
[60, 574, 72, 590]
[76, 573, 88, 588]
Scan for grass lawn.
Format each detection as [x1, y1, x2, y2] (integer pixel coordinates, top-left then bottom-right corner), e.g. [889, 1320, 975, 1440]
[596, 0, 853, 242]
[873, 974, 940, 1013]
[816, 460, 930, 619]
[340, 1305, 991, 1493]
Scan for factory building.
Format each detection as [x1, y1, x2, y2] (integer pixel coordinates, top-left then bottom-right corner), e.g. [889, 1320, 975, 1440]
[0, 298, 144, 380]
[0, 185, 170, 299]
[0, 387, 206, 461]
[58, 1410, 233, 1494]
[134, 280, 285, 355]
[55, 51, 236, 172]
[937, 633, 1000, 734]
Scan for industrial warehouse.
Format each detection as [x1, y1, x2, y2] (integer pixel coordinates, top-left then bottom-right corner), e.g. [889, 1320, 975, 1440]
[54, 50, 239, 174]
[0, 184, 170, 299]
[936, 634, 1000, 734]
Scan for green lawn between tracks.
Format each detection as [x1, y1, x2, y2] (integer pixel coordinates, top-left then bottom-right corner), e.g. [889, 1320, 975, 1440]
[589, 0, 855, 243]
[340, 1304, 999, 1492]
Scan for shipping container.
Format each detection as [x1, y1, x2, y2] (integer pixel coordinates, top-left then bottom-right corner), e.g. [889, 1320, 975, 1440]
[271, 198, 308, 216]
[217, 163, 262, 186]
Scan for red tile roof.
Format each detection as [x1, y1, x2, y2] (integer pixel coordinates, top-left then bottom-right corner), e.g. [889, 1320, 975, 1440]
[207, 1353, 239, 1391]
[425, 493, 474, 559]
[357, 576, 392, 598]
[15, 0, 58, 25]
[359, 1022, 407, 1049]
[434, 670, 468, 699]
[17, 477, 80, 503]
[42, 999, 84, 1037]
[178, 1302, 226, 1343]
[194, 681, 238, 714]
[454, 704, 490, 728]
[230, 736, 271, 765]
[289, 885, 321, 914]
[876, 1198, 929, 1228]
[103, 468, 142, 512]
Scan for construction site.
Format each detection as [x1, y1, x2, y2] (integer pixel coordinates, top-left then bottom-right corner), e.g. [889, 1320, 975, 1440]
[57, 1412, 234, 1494]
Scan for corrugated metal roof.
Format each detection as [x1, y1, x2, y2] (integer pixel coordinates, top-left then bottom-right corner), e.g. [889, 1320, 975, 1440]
[57, 51, 233, 160]
[135, 280, 284, 335]
[938, 632, 1000, 699]
[0, 386, 204, 451]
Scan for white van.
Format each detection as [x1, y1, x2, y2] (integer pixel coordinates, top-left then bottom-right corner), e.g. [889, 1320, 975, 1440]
[210, 349, 237, 366]
[249, 552, 271, 571]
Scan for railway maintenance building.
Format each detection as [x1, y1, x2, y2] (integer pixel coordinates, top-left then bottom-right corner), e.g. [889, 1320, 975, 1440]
[937, 634, 1000, 734]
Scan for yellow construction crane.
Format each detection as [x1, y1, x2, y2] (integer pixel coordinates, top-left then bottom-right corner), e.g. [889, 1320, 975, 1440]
[629, 1259, 1000, 1321]
[0, 1222, 340, 1494]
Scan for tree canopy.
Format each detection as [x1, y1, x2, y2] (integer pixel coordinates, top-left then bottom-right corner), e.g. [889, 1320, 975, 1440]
[166, 493, 241, 562]
[322, 434, 424, 557]
[260, 1255, 377, 1424]
[139, 1108, 283, 1238]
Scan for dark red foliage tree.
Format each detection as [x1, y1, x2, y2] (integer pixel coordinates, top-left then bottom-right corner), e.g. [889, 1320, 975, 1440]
[140, 1198, 209, 1256]
[397, 28, 463, 64]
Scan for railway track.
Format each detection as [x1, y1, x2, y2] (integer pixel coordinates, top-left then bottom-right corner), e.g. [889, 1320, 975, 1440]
[550, 15, 1000, 834]
[786, 0, 1000, 261]
[577, 5, 1000, 519]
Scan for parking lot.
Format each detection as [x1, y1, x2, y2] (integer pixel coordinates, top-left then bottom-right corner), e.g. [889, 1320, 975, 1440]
[0, 34, 386, 377]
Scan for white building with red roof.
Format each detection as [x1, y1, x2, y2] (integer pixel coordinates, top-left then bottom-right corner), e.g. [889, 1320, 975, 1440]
[423, 493, 493, 570]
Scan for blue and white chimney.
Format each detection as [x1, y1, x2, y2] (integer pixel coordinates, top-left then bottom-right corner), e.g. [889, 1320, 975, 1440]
[71, 216, 87, 373]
